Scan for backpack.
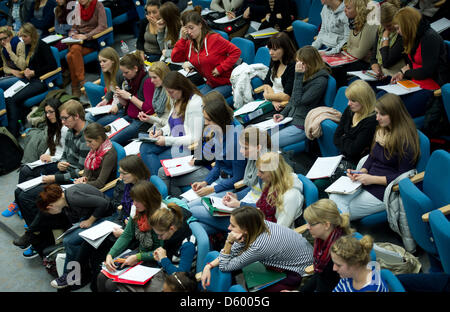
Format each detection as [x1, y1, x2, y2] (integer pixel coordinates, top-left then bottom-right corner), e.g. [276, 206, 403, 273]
[27, 89, 79, 127]
[203, 11, 249, 37]
[0, 126, 23, 175]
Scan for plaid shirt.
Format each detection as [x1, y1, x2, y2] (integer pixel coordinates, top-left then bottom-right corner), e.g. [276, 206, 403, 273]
[55, 122, 90, 184]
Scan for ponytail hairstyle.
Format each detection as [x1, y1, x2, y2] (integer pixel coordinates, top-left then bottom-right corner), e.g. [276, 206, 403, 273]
[119, 51, 145, 71]
[303, 199, 354, 235]
[149, 203, 184, 231]
[331, 234, 374, 267]
[180, 8, 213, 51]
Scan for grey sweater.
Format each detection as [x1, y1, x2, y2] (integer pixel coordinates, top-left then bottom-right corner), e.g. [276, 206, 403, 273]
[280, 68, 330, 128]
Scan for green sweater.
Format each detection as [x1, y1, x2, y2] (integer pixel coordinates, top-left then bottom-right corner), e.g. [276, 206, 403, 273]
[108, 217, 163, 262]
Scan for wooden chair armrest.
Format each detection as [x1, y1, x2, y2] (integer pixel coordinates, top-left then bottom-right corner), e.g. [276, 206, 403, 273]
[48, 26, 55, 33]
[303, 18, 309, 23]
[39, 67, 61, 81]
[234, 180, 246, 189]
[92, 27, 113, 40]
[189, 141, 199, 151]
[100, 177, 120, 193]
[434, 89, 442, 97]
[295, 224, 308, 234]
[305, 264, 314, 275]
[392, 171, 425, 192]
[422, 204, 450, 222]
[195, 271, 202, 282]
[286, 25, 293, 32]
[0, 108, 6, 116]
[434, 0, 446, 7]
[254, 85, 264, 94]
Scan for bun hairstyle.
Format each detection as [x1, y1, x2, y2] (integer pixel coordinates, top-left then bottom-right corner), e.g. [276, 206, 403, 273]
[84, 122, 107, 142]
[331, 234, 374, 267]
[304, 199, 354, 235]
[149, 203, 184, 231]
[119, 51, 145, 70]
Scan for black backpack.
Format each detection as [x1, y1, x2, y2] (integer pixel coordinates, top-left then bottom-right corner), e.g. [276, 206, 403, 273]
[0, 126, 23, 175]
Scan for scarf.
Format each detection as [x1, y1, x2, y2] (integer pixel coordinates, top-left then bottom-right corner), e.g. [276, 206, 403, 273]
[256, 185, 277, 223]
[84, 138, 113, 171]
[375, 128, 389, 147]
[80, 0, 98, 22]
[242, 160, 259, 187]
[313, 227, 344, 273]
[348, 18, 355, 30]
[376, 27, 398, 66]
[127, 66, 147, 98]
[137, 213, 151, 232]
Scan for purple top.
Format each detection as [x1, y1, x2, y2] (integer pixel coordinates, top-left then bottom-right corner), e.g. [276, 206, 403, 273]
[168, 113, 185, 138]
[362, 142, 416, 201]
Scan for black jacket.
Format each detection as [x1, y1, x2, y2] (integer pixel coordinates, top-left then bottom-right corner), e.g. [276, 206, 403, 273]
[26, 39, 58, 79]
[403, 18, 450, 87]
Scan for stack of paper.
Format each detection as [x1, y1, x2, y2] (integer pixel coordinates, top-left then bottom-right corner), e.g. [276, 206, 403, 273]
[430, 17, 450, 34]
[161, 155, 199, 177]
[377, 80, 421, 96]
[347, 70, 379, 81]
[61, 37, 82, 44]
[16, 176, 43, 191]
[178, 68, 197, 77]
[253, 117, 293, 131]
[42, 34, 63, 44]
[85, 105, 113, 116]
[233, 100, 265, 117]
[214, 14, 242, 24]
[79, 220, 121, 249]
[306, 155, 343, 179]
[124, 140, 142, 155]
[181, 182, 218, 202]
[248, 27, 279, 39]
[322, 51, 358, 67]
[325, 176, 362, 194]
[26, 159, 55, 169]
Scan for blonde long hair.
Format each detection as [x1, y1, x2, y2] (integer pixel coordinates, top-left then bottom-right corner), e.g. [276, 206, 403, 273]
[255, 152, 294, 212]
[344, 0, 374, 33]
[345, 80, 376, 125]
[99, 47, 120, 92]
[304, 199, 354, 235]
[18, 23, 39, 65]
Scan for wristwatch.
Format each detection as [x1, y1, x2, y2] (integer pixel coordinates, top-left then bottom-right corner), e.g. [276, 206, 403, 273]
[381, 37, 389, 41]
[128, 94, 133, 101]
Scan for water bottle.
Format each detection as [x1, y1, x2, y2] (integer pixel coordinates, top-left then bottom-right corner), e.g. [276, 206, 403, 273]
[18, 119, 25, 135]
[120, 40, 129, 55]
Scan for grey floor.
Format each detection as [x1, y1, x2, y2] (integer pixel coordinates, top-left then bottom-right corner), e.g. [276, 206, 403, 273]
[0, 16, 432, 292]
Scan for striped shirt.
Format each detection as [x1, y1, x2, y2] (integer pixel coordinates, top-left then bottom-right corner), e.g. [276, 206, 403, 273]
[219, 220, 314, 275]
[55, 122, 90, 184]
[333, 265, 389, 292]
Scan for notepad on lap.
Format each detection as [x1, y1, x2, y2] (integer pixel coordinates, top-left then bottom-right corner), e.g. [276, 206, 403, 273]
[248, 27, 278, 39]
[325, 176, 362, 194]
[4, 80, 29, 98]
[79, 220, 121, 249]
[161, 155, 198, 177]
[85, 105, 113, 116]
[306, 155, 343, 179]
[16, 176, 43, 191]
[26, 159, 55, 169]
[106, 118, 130, 138]
[124, 140, 142, 155]
[253, 117, 293, 131]
[377, 80, 421, 96]
[242, 262, 286, 292]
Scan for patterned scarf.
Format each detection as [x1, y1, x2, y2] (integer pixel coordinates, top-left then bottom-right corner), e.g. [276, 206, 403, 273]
[80, 0, 98, 22]
[313, 227, 344, 273]
[84, 138, 113, 171]
[136, 213, 150, 232]
[375, 127, 389, 147]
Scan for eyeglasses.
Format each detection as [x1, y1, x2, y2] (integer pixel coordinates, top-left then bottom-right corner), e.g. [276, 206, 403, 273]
[60, 115, 73, 121]
[0, 36, 8, 41]
[118, 170, 130, 175]
[309, 222, 321, 227]
[45, 110, 55, 115]
[172, 272, 185, 290]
